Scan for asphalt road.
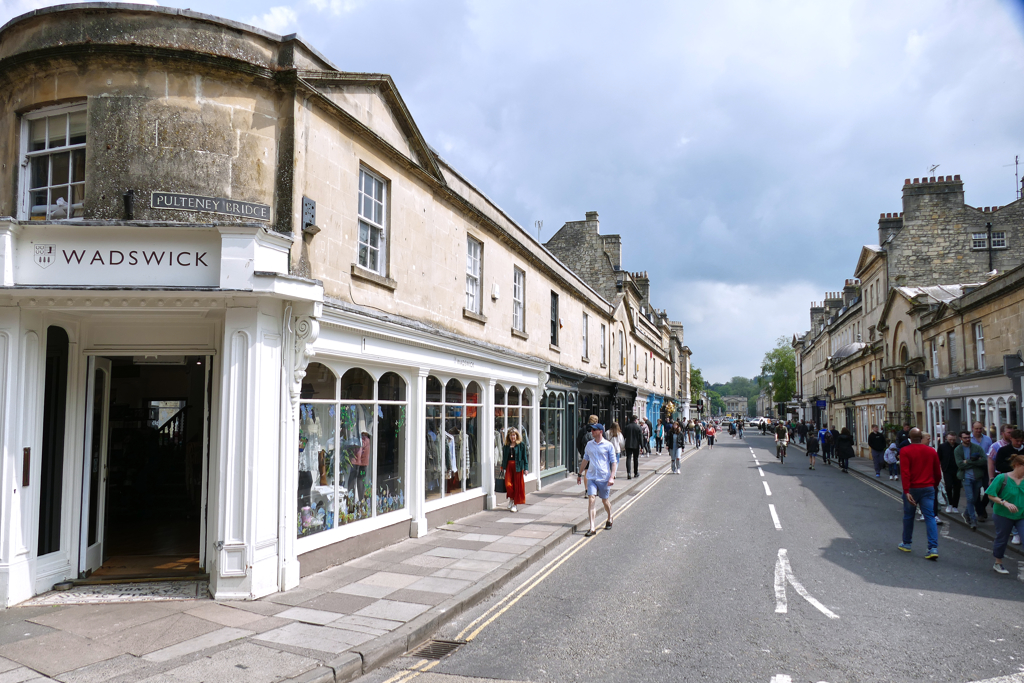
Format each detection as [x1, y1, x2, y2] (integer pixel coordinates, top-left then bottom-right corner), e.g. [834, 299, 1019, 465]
[359, 433, 1024, 683]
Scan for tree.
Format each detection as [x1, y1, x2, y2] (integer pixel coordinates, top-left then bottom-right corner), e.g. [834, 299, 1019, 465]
[760, 336, 796, 411]
[706, 389, 725, 415]
[690, 366, 705, 402]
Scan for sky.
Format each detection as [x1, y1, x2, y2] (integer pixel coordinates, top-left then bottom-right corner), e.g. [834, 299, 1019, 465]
[4, 0, 1024, 383]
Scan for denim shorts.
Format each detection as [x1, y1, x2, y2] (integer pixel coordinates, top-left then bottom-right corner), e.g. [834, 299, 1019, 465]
[587, 480, 611, 499]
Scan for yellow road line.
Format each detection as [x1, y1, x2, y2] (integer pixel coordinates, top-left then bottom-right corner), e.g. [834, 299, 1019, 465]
[381, 659, 432, 683]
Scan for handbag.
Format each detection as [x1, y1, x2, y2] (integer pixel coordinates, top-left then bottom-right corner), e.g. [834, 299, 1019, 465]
[494, 466, 507, 493]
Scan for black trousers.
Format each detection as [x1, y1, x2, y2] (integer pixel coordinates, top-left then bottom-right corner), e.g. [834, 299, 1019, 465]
[943, 476, 961, 508]
[624, 448, 640, 476]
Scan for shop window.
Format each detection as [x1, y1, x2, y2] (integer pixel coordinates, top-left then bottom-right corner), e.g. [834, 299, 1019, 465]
[357, 168, 388, 275]
[540, 390, 565, 472]
[425, 375, 481, 503]
[494, 384, 531, 471]
[297, 366, 407, 540]
[23, 105, 87, 221]
[426, 375, 443, 403]
[340, 368, 374, 400]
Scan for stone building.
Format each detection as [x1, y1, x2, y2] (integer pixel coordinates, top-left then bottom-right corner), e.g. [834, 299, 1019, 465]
[722, 395, 747, 417]
[0, 4, 692, 606]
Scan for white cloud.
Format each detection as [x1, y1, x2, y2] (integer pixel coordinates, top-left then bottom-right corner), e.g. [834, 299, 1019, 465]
[1, 0, 157, 25]
[249, 6, 298, 34]
[308, 0, 366, 15]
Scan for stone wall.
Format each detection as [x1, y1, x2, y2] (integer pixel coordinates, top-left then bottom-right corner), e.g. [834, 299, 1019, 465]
[884, 175, 1024, 286]
[544, 211, 621, 301]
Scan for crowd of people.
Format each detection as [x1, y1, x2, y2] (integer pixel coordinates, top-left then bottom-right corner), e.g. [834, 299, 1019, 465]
[756, 417, 1023, 573]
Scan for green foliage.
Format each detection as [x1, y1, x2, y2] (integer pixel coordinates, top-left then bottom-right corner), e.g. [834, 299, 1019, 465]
[705, 389, 726, 414]
[708, 375, 761, 415]
[760, 336, 797, 406]
[690, 366, 705, 400]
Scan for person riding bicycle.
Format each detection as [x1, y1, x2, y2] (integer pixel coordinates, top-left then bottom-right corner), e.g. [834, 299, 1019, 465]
[775, 421, 789, 460]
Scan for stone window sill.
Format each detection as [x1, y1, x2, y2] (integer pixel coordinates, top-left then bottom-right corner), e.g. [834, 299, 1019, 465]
[511, 328, 529, 340]
[600, 363, 607, 369]
[463, 308, 487, 324]
[549, 344, 560, 353]
[351, 264, 397, 291]
[581, 356, 590, 364]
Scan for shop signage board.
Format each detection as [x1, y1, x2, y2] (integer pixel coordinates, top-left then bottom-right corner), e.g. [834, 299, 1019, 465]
[923, 374, 1013, 400]
[151, 192, 271, 221]
[16, 226, 221, 287]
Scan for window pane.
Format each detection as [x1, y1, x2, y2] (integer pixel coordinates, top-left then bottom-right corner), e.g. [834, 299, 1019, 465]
[339, 404, 373, 524]
[340, 368, 374, 400]
[494, 384, 505, 405]
[369, 226, 380, 248]
[446, 405, 465, 492]
[367, 246, 378, 273]
[376, 404, 406, 514]
[71, 184, 85, 218]
[426, 375, 443, 403]
[302, 362, 337, 399]
[51, 151, 70, 186]
[374, 200, 383, 226]
[30, 157, 49, 190]
[30, 118, 46, 152]
[50, 186, 69, 219]
[522, 388, 532, 406]
[445, 378, 463, 403]
[465, 406, 480, 489]
[68, 111, 86, 145]
[425, 405, 443, 502]
[298, 402, 337, 537]
[466, 381, 482, 404]
[508, 386, 520, 406]
[520, 401, 532, 471]
[48, 115, 67, 148]
[359, 222, 369, 243]
[71, 150, 86, 183]
[378, 372, 406, 401]
[358, 244, 369, 268]
[30, 190, 47, 219]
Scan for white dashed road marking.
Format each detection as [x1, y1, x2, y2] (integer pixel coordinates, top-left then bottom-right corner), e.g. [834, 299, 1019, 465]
[769, 504, 782, 529]
[769, 674, 793, 683]
[774, 549, 839, 620]
[758, 467, 765, 477]
[763, 481, 772, 496]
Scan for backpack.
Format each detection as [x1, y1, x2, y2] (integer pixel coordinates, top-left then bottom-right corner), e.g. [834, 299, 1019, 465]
[806, 435, 819, 452]
[823, 431, 834, 446]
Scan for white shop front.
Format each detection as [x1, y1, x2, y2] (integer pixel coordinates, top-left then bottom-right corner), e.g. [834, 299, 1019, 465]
[0, 219, 323, 606]
[291, 304, 546, 574]
[924, 373, 1019, 446]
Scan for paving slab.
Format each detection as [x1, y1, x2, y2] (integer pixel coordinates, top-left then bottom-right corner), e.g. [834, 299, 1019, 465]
[297, 592, 376, 615]
[253, 622, 370, 655]
[354, 599, 431, 622]
[136, 642, 316, 683]
[183, 602, 270, 628]
[141, 626, 253, 663]
[55, 653, 155, 683]
[93, 612, 222, 657]
[0, 630, 124, 677]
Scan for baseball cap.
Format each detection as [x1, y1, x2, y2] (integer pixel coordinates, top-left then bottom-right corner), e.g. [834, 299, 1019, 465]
[591, 423, 605, 432]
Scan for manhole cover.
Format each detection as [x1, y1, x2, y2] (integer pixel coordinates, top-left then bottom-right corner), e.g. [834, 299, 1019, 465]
[409, 639, 465, 659]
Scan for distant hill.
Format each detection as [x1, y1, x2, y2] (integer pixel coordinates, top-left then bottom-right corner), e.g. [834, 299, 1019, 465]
[708, 376, 760, 415]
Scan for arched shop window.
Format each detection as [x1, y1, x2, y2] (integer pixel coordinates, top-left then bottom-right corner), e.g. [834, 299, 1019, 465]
[425, 377, 482, 503]
[297, 363, 407, 538]
[540, 390, 564, 472]
[495, 384, 531, 470]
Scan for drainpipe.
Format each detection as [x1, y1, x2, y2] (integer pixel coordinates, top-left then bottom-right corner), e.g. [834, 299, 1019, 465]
[987, 222, 993, 272]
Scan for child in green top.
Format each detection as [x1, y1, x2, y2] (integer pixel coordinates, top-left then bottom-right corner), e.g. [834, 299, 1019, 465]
[985, 453, 1024, 575]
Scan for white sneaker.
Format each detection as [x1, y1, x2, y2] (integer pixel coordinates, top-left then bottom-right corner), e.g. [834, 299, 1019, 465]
[917, 514, 925, 521]
[945, 505, 952, 513]
[889, 475, 894, 480]
[1012, 534, 1021, 545]
[950, 507, 959, 513]
[507, 498, 513, 510]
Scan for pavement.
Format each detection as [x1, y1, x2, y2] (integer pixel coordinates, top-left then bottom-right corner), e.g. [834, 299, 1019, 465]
[0, 442, 695, 683]
[785, 437, 1024, 558]
[354, 431, 1024, 683]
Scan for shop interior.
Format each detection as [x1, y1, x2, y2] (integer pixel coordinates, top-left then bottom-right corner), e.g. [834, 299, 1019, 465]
[89, 355, 209, 580]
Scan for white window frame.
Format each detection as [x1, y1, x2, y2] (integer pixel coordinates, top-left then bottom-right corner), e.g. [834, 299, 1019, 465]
[932, 341, 940, 379]
[619, 330, 625, 373]
[971, 233, 988, 250]
[465, 236, 482, 313]
[549, 291, 559, 347]
[512, 268, 525, 332]
[357, 167, 388, 275]
[21, 102, 88, 221]
[975, 323, 986, 370]
[600, 324, 606, 365]
[582, 312, 589, 359]
[991, 231, 1007, 249]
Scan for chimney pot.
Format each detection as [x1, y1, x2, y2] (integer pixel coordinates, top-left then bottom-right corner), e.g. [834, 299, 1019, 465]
[904, 178, 911, 185]
[913, 178, 920, 184]
[954, 174, 961, 181]
[585, 211, 599, 221]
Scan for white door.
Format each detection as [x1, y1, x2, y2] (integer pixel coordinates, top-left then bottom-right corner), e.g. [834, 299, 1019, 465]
[80, 357, 111, 575]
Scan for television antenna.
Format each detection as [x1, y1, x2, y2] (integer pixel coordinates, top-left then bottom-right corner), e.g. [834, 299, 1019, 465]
[928, 164, 940, 176]
[1003, 156, 1020, 199]
[534, 220, 543, 241]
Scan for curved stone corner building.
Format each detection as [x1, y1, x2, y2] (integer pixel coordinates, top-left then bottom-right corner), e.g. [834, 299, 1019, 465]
[0, 3, 691, 606]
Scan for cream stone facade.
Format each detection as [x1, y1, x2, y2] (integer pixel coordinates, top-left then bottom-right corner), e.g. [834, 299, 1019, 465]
[0, 4, 691, 606]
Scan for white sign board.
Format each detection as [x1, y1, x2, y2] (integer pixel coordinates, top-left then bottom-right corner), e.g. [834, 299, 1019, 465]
[15, 226, 221, 287]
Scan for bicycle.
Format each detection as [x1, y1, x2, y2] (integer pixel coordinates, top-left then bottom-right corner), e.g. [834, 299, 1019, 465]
[776, 441, 787, 463]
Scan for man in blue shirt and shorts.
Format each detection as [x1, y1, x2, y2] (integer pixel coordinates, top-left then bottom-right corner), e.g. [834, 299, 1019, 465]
[581, 423, 618, 537]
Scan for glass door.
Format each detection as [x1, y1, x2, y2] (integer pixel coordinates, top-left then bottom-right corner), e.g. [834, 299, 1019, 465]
[80, 357, 111, 575]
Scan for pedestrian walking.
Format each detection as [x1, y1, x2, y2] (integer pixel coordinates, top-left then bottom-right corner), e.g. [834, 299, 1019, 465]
[836, 427, 855, 472]
[641, 418, 652, 456]
[581, 423, 617, 537]
[868, 424, 887, 477]
[706, 423, 717, 449]
[607, 421, 624, 469]
[654, 420, 665, 454]
[502, 428, 528, 513]
[818, 424, 833, 465]
[576, 415, 598, 498]
[884, 441, 900, 480]
[623, 416, 643, 480]
[954, 430, 987, 530]
[897, 428, 941, 560]
[806, 429, 819, 469]
[937, 432, 960, 514]
[993, 429, 1024, 545]
[670, 423, 684, 473]
[987, 454, 1024, 574]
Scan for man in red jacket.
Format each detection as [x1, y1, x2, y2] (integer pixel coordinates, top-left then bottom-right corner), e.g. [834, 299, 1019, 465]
[898, 428, 943, 560]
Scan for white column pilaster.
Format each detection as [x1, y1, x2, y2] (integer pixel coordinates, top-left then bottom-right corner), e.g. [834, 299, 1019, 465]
[410, 368, 429, 537]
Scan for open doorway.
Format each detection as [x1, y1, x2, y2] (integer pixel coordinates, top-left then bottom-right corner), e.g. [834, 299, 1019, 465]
[82, 355, 209, 580]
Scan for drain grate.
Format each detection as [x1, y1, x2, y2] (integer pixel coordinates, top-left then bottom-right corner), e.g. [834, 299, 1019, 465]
[409, 639, 465, 660]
